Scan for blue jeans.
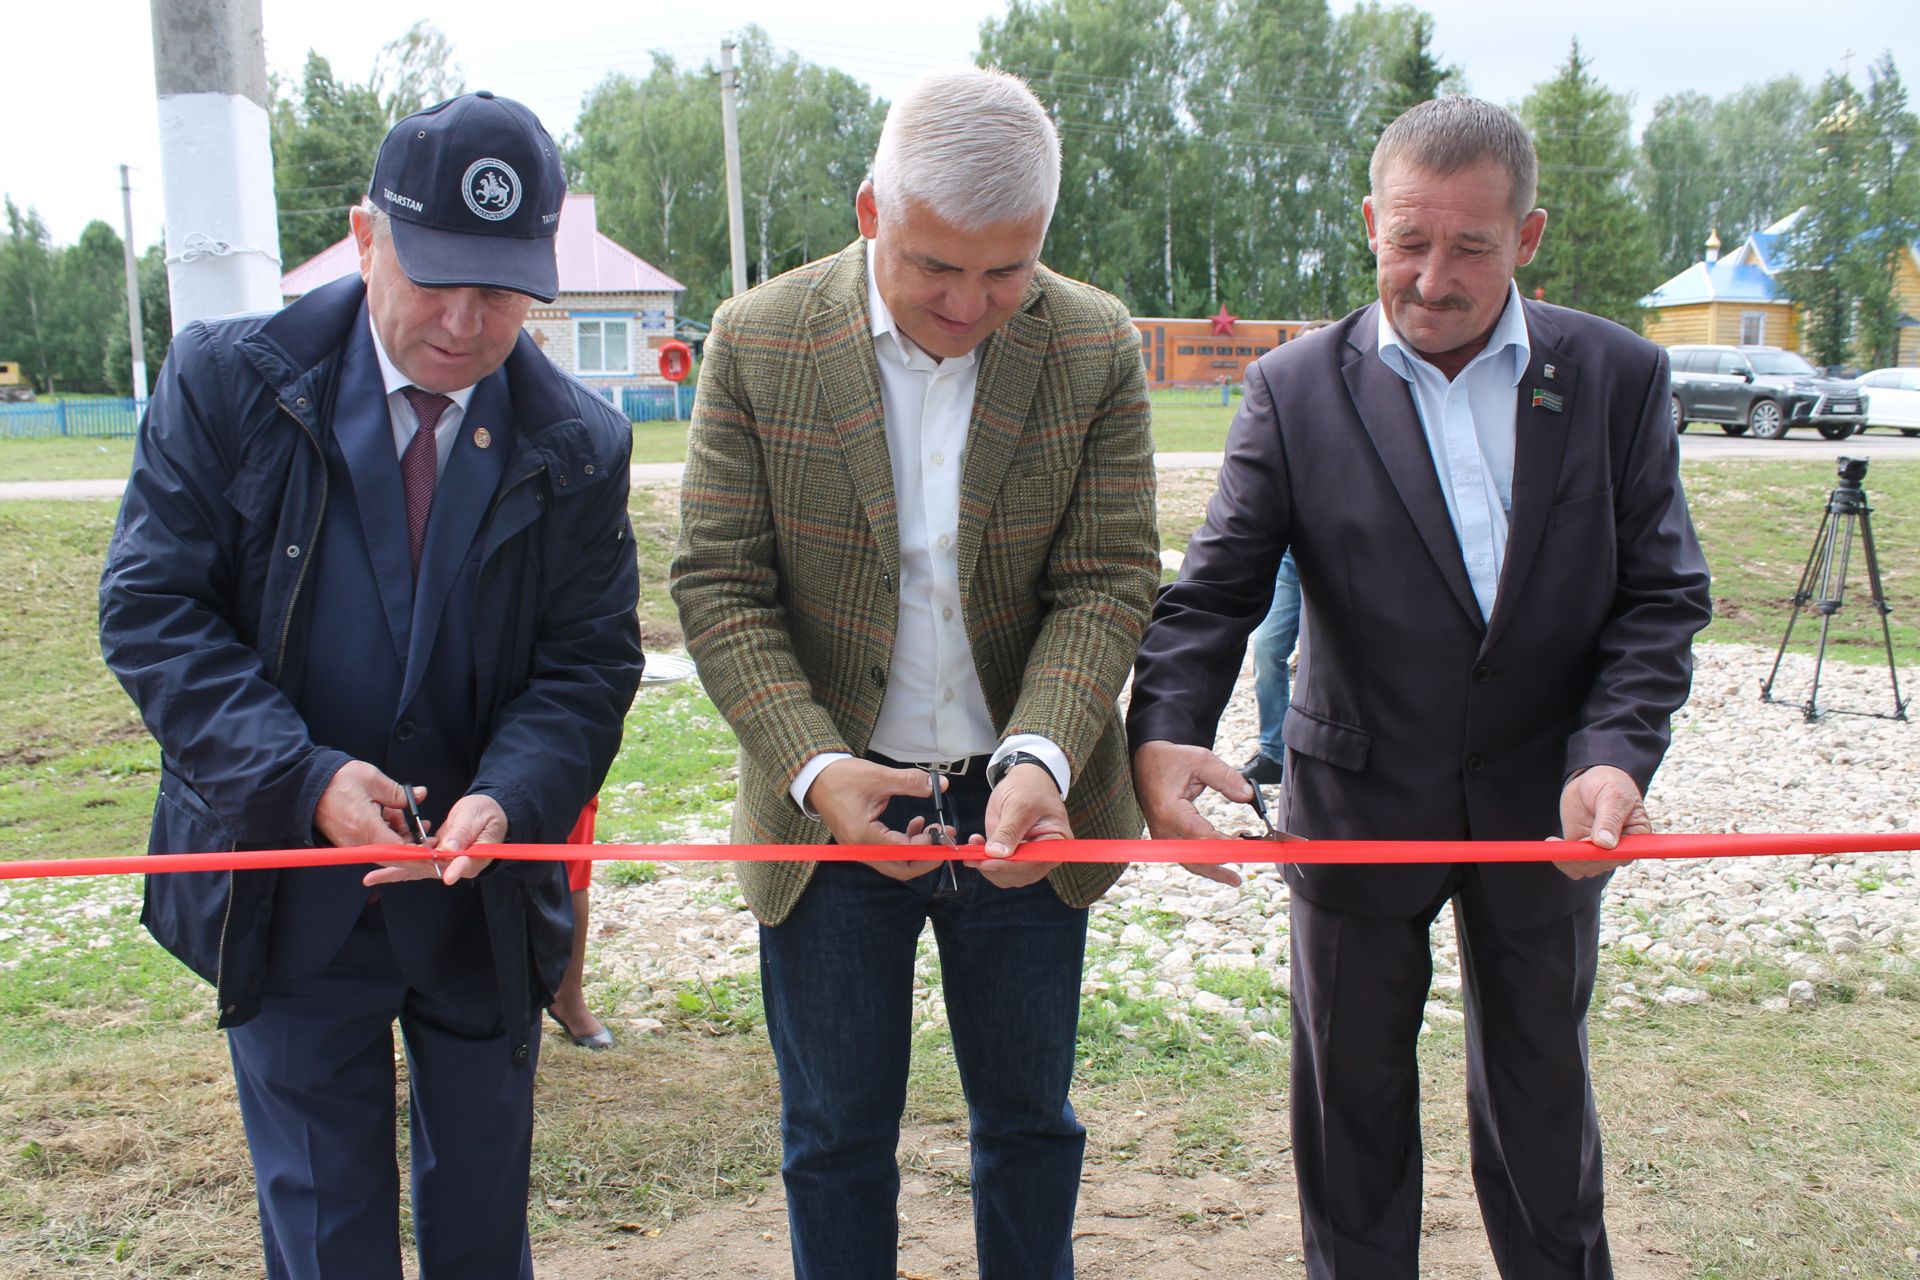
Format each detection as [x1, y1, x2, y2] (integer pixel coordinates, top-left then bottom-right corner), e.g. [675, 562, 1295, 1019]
[1252, 551, 1301, 764]
[758, 771, 1089, 1279]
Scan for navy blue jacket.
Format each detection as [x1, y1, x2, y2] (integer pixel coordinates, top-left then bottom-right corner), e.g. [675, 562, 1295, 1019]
[100, 275, 644, 1057]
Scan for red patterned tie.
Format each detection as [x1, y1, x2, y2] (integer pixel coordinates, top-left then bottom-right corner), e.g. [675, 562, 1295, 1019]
[399, 386, 452, 578]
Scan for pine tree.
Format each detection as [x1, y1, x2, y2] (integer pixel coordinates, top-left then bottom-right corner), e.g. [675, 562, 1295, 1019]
[1517, 41, 1657, 330]
[1856, 54, 1920, 368]
[1780, 74, 1871, 369]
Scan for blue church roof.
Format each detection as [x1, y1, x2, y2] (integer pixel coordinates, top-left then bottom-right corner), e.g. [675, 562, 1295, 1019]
[1640, 252, 1782, 307]
[1643, 210, 1920, 311]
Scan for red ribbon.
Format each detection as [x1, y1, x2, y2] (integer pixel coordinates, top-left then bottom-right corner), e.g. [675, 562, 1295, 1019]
[2, 832, 1915, 881]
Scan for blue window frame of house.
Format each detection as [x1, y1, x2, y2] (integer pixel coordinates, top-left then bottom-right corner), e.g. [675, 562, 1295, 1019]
[575, 316, 633, 376]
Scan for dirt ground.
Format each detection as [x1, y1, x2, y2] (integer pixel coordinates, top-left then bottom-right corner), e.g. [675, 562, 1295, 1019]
[533, 1110, 1691, 1280]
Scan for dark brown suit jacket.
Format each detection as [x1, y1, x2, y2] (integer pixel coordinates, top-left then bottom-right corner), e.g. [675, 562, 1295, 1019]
[1129, 298, 1712, 926]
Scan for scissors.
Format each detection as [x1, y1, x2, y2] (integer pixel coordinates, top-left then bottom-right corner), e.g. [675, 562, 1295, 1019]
[401, 786, 447, 879]
[924, 766, 963, 891]
[1241, 778, 1302, 843]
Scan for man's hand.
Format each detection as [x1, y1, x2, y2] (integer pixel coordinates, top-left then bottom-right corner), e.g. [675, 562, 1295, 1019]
[975, 763, 1067, 890]
[1132, 740, 1245, 888]
[807, 758, 945, 882]
[1554, 764, 1648, 880]
[364, 793, 507, 887]
[316, 761, 418, 849]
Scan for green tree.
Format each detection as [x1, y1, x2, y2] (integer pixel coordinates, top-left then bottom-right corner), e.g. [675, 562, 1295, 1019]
[734, 30, 886, 288]
[371, 20, 465, 122]
[1780, 74, 1871, 368]
[1637, 79, 1812, 283]
[1855, 54, 1920, 368]
[44, 220, 128, 391]
[270, 53, 390, 269]
[1517, 41, 1656, 329]
[570, 29, 883, 323]
[1637, 92, 1717, 276]
[269, 25, 465, 271]
[102, 245, 172, 397]
[571, 54, 726, 315]
[980, 0, 1190, 313]
[1711, 78, 1814, 241]
[1329, 3, 1459, 314]
[0, 199, 57, 391]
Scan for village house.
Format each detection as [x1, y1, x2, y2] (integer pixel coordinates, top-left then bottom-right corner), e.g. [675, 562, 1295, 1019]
[1642, 215, 1920, 365]
[281, 193, 688, 407]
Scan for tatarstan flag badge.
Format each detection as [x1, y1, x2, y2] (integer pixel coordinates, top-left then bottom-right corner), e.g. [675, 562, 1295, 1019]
[1531, 388, 1564, 413]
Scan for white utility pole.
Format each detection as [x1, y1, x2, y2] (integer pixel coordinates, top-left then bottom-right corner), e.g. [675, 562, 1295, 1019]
[719, 38, 749, 297]
[150, 0, 284, 329]
[119, 165, 149, 408]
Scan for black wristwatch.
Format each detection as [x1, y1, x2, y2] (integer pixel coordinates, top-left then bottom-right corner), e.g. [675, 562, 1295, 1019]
[986, 750, 1060, 793]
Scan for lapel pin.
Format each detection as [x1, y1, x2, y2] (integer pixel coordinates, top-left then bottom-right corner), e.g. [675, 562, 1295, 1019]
[1531, 389, 1564, 413]
[472, 426, 492, 449]
[1543, 363, 1557, 379]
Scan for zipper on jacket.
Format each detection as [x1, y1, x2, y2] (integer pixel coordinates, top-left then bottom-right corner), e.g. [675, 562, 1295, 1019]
[212, 854, 236, 1017]
[487, 465, 545, 531]
[270, 401, 329, 683]
[217, 400, 328, 1007]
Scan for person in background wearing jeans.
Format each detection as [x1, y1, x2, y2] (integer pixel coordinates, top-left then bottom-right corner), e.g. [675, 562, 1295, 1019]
[1240, 550, 1300, 787]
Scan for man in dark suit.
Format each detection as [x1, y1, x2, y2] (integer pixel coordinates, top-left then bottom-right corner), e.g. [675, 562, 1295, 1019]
[1128, 97, 1712, 1277]
[99, 93, 643, 1279]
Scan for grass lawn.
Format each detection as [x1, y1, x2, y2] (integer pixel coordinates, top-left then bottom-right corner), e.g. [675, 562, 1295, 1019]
[1, 460, 1917, 1274]
[0, 422, 691, 483]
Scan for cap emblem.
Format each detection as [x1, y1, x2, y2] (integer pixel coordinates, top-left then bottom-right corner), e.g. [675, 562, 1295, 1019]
[462, 158, 522, 222]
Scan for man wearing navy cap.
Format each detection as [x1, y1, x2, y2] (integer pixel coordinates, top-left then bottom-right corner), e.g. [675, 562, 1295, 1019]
[100, 92, 643, 1279]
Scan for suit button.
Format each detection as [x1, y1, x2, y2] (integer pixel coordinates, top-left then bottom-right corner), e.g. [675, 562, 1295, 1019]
[513, 1044, 529, 1065]
[880, 572, 893, 591]
[869, 665, 886, 688]
[396, 721, 417, 741]
[1473, 664, 1491, 682]
[1467, 755, 1486, 773]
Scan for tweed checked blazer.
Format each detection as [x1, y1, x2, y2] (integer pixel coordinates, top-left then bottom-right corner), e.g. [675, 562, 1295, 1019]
[670, 240, 1159, 925]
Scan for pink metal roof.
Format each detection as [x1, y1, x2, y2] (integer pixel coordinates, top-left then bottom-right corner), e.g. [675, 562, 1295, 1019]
[280, 193, 685, 297]
[280, 236, 358, 298]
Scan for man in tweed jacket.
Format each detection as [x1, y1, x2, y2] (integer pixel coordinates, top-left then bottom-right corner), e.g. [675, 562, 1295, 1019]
[671, 68, 1158, 1279]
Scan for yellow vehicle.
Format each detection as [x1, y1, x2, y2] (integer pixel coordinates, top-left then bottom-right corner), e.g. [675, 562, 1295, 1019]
[0, 361, 33, 403]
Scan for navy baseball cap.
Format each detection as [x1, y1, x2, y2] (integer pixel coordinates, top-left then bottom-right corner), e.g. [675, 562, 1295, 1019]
[368, 91, 566, 302]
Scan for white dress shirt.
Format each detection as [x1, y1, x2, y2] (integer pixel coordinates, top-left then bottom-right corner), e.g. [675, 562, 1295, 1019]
[788, 242, 1071, 812]
[1375, 281, 1530, 622]
[367, 313, 476, 480]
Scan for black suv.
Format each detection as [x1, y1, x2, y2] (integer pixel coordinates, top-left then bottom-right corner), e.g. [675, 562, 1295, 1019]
[1667, 345, 1864, 440]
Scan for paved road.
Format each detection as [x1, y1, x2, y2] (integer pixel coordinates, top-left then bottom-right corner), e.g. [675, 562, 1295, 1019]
[6, 432, 1917, 502]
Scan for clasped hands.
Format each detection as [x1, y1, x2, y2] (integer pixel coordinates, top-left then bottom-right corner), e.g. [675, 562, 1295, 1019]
[314, 760, 506, 888]
[1131, 742, 1645, 882]
[804, 757, 1068, 890]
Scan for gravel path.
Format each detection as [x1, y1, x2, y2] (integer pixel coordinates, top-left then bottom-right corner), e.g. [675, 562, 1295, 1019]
[586, 641, 1917, 1032]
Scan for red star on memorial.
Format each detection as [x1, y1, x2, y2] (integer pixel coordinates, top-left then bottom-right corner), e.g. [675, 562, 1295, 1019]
[1209, 306, 1238, 336]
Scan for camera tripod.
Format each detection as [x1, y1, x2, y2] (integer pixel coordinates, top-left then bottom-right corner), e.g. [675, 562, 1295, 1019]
[1760, 457, 1908, 722]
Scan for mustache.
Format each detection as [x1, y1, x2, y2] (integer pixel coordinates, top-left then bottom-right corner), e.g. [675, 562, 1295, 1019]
[1395, 288, 1472, 311]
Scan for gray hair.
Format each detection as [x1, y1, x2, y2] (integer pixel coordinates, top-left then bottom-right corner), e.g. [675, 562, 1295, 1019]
[870, 67, 1061, 231]
[356, 198, 392, 241]
[1369, 96, 1539, 222]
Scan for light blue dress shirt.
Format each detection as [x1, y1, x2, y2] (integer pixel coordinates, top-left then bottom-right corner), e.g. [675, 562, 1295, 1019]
[1375, 282, 1531, 622]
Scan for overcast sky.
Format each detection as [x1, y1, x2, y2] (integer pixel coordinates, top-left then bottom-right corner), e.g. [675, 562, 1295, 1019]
[10, 0, 1915, 254]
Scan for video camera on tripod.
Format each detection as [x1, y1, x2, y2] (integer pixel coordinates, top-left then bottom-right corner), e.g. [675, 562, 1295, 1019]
[1759, 456, 1908, 721]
